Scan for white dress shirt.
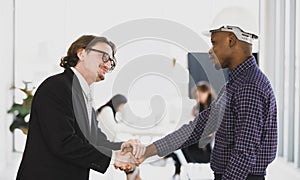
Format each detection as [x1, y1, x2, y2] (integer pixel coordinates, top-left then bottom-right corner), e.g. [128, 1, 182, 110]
[70, 67, 93, 129]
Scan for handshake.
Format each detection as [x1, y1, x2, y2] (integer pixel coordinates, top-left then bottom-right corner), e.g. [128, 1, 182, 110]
[113, 139, 149, 172]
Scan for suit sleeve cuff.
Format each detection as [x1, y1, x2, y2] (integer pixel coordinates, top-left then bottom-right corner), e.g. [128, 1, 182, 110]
[110, 150, 116, 165]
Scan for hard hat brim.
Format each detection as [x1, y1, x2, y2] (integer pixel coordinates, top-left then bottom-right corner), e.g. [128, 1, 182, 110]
[202, 30, 211, 37]
[202, 26, 258, 44]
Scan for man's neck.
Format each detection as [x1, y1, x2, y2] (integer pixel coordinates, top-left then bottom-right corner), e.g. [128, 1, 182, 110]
[229, 54, 252, 70]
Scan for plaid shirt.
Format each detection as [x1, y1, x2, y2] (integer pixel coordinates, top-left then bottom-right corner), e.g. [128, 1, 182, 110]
[154, 56, 277, 179]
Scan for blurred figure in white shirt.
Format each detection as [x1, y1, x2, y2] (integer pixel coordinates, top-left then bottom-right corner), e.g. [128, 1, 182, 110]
[97, 94, 141, 180]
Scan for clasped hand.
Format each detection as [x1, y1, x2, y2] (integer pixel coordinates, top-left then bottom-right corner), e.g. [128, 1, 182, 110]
[113, 139, 146, 172]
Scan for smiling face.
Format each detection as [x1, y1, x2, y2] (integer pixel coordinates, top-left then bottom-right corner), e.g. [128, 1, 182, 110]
[208, 31, 233, 70]
[76, 42, 113, 85]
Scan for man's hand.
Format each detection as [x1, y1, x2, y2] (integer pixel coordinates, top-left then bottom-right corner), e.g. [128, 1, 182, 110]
[113, 150, 139, 172]
[115, 143, 159, 172]
[121, 139, 146, 159]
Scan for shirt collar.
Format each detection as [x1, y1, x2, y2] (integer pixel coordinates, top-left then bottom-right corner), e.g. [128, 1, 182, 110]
[228, 56, 257, 82]
[70, 67, 91, 97]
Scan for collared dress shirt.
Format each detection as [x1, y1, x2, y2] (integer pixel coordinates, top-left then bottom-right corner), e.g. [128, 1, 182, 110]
[71, 67, 93, 128]
[154, 56, 277, 179]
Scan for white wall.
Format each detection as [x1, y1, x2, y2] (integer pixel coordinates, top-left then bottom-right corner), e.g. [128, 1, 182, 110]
[13, 0, 259, 106]
[0, 0, 14, 170]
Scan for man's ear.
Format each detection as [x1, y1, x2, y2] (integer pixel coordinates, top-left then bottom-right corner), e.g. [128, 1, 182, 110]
[77, 48, 85, 60]
[228, 34, 237, 47]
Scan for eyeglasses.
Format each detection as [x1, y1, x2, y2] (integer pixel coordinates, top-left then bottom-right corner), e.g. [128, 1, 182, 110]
[86, 48, 116, 71]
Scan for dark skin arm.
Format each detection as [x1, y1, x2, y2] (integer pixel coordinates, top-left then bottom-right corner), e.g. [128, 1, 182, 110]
[139, 144, 158, 162]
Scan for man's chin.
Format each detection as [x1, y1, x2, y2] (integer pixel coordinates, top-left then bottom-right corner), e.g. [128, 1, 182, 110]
[210, 59, 221, 70]
[96, 75, 105, 82]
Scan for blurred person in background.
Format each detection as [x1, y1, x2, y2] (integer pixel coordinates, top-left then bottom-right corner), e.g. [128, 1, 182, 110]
[97, 94, 141, 180]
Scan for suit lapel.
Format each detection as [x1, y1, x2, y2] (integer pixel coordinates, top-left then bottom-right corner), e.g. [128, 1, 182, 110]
[70, 70, 91, 138]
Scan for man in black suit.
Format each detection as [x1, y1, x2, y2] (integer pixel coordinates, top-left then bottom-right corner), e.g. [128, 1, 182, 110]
[16, 35, 144, 180]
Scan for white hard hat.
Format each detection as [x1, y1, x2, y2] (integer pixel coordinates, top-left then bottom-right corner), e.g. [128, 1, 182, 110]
[204, 7, 259, 44]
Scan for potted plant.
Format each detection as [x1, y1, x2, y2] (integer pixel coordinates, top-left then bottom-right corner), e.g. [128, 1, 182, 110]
[7, 81, 34, 135]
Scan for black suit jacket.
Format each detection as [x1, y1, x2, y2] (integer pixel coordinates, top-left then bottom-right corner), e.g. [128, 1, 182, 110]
[16, 68, 122, 180]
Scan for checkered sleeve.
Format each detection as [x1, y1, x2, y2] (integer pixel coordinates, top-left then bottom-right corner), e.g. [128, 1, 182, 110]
[154, 108, 211, 157]
[222, 83, 266, 179]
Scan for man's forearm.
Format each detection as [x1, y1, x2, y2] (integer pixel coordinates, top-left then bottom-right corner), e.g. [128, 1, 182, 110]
[143, 144, 158, 160]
